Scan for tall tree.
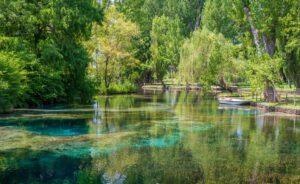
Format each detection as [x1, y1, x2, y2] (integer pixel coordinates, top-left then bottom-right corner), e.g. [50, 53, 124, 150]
[279, 0, 300, 91]
[201, 0, 237, 39]
[178, 28, 235, 91]
[0, 0, 102, 106]
[229, 0, 287, 101]
[116, 0, 205, 82]
[150, 15, 183, 86]
[162, 0, 205, 34]
[87, 6, 141, 90]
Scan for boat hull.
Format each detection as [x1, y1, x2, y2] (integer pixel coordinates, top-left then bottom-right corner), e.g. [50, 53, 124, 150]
[218, 98, 251, 106]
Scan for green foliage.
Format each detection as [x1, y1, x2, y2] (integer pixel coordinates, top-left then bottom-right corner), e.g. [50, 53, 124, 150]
[160, 0, 205, 35]
[245, 52, 283, 93]
[178, 28, 235, 91]
[150, 15, 183, 82]
[228, 0, 292, 97]
[201, 0, 237, 39]
[98, 82, 138, 95]
[279, 0, 300, 88]
[116, 0, 205, 82]
[86, 6, 141, 93]
[1, 0, 300, 109]
[0, 0, 102, 110]
[0, 52, 27, 113]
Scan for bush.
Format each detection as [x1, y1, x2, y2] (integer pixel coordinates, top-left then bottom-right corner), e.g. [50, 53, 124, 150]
[98, 82, 138, 95]
[0, 52, 27, 113]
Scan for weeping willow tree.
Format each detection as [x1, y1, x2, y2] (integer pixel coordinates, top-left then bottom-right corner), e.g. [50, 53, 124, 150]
[178, 28, 237, 92]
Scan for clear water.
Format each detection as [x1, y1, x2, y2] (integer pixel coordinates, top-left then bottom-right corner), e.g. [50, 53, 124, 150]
[0, 91, 299, 184]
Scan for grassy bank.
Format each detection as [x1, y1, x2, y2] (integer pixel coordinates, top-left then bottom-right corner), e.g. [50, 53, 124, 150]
[219, 91, 300, 110]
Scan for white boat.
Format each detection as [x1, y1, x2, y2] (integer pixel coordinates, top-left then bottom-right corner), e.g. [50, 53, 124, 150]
[218, 98, 251, 106]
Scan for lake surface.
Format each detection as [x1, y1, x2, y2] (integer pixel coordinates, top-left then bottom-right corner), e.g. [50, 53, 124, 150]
[0, 91, 299, 184]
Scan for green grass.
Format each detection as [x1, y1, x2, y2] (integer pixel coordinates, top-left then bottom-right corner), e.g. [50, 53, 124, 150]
[245, 94, 300, 109]
[219, 90, 300, 109]
[276, 84, 297, 91]
[234, 82, 251, 88]
[259, 102, 300, 109]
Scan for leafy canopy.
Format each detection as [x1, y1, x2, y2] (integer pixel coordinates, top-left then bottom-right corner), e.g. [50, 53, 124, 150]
[178, 28, 235, 91]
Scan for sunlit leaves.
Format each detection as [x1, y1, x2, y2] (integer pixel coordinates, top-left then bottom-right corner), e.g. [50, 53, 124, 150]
[246, 53, 283, 93]
[87, 6, 141, 91]
[0, 52, 27, 112]
[0, 0, 102, 108]
[178, 28, 235, 91]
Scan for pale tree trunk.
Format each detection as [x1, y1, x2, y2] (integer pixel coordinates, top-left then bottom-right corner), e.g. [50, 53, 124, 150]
[244, 5, 279, 102]
[194, 0, 205, 31]
[194, 15, 201, 31]
[244, 6, 261, 53]
[104, 57, 109, 89]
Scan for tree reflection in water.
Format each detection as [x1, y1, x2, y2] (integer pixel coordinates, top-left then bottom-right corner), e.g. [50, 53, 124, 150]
[0, 91, 299, 183]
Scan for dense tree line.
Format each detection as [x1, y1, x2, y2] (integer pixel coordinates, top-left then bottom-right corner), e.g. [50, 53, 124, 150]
[0, 0, 102, 112]
[115, 0, 300, 101]
[1, 0, 300, 112]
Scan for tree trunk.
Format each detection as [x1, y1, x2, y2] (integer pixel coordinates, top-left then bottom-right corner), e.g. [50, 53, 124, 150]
[104, 57, 109, 89]
[262, 29, 279, 102]
[244, 6, 261, 52]
[219, 76, 232, 92]
[263, 81, 279, 102]
[244, 5, 279, 102]
[263, 32, 276, 56]
[295, 80, 300, 94]
[295, 80, 300, 88]
[280, 68, 287, 83]
[194, 15, 201, 31]
[194, 0, 205, 31]
[161, 80, 167, 91]
[288, 79, 291, 88]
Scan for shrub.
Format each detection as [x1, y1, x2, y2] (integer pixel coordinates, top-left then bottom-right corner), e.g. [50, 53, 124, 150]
[98, 82, 138, 95]
[0, 52, 27, 113]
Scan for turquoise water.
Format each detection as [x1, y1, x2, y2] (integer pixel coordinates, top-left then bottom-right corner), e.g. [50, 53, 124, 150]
[0, 91, 299, 183]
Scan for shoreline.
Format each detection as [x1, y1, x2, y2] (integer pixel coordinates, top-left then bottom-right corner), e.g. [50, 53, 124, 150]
[140, 84, 299, 116]
[251, 102, 300, 115]
[1, 88, 300, 116]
